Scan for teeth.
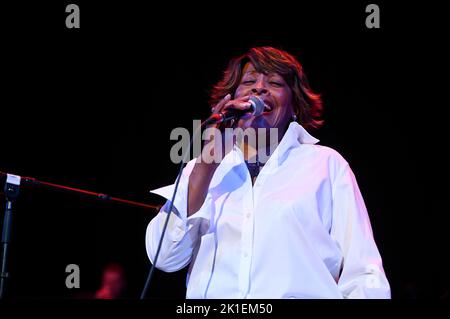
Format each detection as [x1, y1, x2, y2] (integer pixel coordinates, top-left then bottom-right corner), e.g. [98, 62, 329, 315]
[264, 104, 272, 112]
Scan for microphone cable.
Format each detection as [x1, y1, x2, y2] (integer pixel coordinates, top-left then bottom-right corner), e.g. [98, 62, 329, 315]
[140, 121, 205, 299]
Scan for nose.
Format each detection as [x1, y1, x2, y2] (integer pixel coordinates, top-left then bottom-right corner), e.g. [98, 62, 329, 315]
[251, 78, 268, 95]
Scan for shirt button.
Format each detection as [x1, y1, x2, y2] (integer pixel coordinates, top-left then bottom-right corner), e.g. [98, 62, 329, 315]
[246, 213, 251, 218]
[244, 252, 248, 258]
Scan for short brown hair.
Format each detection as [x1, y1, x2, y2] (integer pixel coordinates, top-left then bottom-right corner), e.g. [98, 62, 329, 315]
[210, 47, 323, 130]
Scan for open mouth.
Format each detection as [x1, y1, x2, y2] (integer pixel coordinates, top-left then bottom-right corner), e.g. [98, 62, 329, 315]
[263, 103, 273, 114]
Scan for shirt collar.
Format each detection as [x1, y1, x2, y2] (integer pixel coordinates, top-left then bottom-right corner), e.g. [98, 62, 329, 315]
[227, 122, 319, 168]
[268, 121, 319, 168]
[289, 121, 320, 145]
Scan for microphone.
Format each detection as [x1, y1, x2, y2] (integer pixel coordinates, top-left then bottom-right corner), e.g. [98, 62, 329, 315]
[203, 95, 265, 126]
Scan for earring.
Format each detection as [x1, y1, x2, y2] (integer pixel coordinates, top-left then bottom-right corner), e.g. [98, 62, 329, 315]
[292, 114, 298, 122]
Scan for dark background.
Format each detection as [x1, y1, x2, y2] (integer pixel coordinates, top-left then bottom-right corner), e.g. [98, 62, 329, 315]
[0, 1, 447, 300]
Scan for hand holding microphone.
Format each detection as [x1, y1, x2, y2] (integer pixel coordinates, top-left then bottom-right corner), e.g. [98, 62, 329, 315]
[197, 94, 265, 168]
[204, 95, 265, 126]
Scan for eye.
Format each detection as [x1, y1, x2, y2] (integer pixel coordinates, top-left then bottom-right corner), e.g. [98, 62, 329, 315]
[269, 81, 283, 87]
[242, 80, 256, 85]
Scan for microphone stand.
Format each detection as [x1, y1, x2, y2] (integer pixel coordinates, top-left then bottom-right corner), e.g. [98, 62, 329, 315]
[1, 174, 20, 299]
[0, 171, 160, 299]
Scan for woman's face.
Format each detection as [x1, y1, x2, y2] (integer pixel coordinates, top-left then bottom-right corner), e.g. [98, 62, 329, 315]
[234, 62, 295, 137]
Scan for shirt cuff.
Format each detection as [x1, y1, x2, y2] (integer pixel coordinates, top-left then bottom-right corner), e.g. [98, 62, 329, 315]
[150, 181, 211, 232]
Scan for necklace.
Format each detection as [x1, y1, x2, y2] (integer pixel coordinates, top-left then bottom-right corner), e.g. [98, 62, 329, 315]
[245, 156, 265, 180]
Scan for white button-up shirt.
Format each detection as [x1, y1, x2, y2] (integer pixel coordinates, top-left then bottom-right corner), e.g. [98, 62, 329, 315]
[146, 122, 390, 299]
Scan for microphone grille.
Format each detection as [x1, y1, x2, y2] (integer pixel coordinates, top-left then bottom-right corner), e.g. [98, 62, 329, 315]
[249, 96, 265, 116]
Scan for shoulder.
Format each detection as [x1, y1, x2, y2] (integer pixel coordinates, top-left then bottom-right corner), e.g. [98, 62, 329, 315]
[287, 143, 352, 183]
[298, 144, 348, 167]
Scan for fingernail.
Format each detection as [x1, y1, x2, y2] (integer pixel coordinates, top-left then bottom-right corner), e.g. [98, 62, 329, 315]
[224, 94, 231, 100]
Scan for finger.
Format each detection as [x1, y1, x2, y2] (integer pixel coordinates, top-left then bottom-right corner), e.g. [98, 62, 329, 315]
[234, 95, 251, 102]
[211, 94, 231, 113]
[224, 101, 252, 110]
